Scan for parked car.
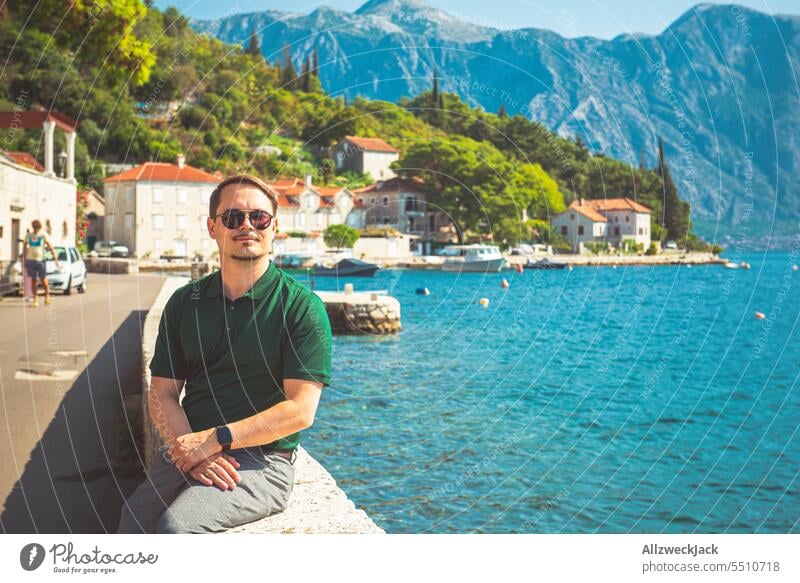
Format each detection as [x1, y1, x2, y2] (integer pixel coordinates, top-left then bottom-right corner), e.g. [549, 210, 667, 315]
[510, 244, 534, 256]
[45, 246, 88, 294]
[94, 240, 130, 257]
[664, 240, 679, 250]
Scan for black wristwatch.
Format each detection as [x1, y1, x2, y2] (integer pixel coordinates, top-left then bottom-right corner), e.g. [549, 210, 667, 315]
[215, 425, 233, 452]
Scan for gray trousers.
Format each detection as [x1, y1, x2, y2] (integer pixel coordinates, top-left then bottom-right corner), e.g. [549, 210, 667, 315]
[117, 446, 295, 533]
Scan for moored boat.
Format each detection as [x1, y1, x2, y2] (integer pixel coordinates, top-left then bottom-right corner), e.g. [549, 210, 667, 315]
[525, 257, 568, 270]
[440, 245, 507, 273]
[314, 258, 381, 277]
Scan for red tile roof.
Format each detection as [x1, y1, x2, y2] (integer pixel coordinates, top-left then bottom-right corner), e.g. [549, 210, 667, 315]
[4, 151, 44, 172]
[343, 136, 399, 153]
[568, 200, 608, 222]
[104, 162, 222, 183]
[584, 197, 652, 213]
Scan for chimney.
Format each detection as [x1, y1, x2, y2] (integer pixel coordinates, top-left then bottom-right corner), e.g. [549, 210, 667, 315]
[304, 174, 312, 188]
[176, 153, 185, 169]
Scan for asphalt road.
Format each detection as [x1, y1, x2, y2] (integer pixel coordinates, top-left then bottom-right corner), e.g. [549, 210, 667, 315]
[0, 273, 165, 533]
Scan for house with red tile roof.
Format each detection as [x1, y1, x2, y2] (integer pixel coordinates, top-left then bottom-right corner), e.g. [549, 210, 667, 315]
[103, 155, 223, 258]
[332, 136, 400, 181]
[270, 176, 362, 233]
[551, 197, 652, 253]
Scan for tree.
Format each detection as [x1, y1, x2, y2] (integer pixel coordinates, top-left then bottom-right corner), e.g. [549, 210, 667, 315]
[281, 45, 296, 88]
[312, 47, 320, 77]
[656, 136, 690, 241]
[245, 30, 261, 58]
[324, 224, 360, 249]
[497, 104, 508, 119]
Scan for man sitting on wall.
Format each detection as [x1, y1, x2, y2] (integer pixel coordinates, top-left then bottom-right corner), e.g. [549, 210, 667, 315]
[117, 175, 332, 533]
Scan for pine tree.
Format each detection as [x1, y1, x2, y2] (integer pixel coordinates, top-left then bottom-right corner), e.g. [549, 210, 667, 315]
[245, 30, 261, 58]
[281, 45, 296, 89]
[656, 136, 689, 241]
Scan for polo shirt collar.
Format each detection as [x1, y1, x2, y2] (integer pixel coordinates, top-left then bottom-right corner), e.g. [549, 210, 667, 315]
[204, 260, 279, 301]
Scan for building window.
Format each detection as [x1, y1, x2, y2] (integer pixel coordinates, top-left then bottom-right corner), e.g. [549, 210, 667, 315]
[561, 226, 568, 236]
[625, 215, 630, 222]
[638, 227, 643, 235]
[382, 196, 389, 206]
[429, 214, 435, 231]
[177, 214, 188, 230]
[152, 189, 162, 203]
[578, 225, 584, 235]
[357, 198, 364, 206]
[383, 217, 390, 224]
[63, 220, 69, 237]
[153, 214, 164, 230]
[614, 226, 620, 236]
[177, 189, 187, 203]
[571, 213, 575, 220]
[615, 217, 619, 222]
[370, 197, 376, 205]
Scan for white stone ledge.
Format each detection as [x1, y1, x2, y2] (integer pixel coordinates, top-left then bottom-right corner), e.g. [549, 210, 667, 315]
[142, 276, 384, 534]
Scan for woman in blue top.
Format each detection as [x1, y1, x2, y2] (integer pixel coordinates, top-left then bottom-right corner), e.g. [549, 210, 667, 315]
[22, 219, 60, 306]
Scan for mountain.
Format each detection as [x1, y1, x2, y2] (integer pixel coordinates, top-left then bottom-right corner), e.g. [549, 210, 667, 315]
[193, 0, 800, 242]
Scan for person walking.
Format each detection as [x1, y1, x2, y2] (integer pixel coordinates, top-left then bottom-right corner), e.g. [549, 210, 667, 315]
[117, 174, 333, 533]
[22, 220, 59, 307]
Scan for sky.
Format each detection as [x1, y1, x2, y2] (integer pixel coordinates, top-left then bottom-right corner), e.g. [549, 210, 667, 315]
[153, 0, 800, 39]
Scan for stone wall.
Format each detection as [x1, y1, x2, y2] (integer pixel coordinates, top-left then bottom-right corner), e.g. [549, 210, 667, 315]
[315, 290, 401, 334]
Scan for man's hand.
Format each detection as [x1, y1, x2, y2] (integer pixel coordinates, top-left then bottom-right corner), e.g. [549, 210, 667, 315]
[167, 428, 220, 472]
[188, 452, 242, 491]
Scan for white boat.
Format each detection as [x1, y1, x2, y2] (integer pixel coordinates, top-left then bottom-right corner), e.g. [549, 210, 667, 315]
[441, 244, 507, 273]
[724, 261, 740, 269]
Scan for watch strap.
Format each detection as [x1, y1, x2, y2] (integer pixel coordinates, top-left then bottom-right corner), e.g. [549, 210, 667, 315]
[215, 425, 233, 452]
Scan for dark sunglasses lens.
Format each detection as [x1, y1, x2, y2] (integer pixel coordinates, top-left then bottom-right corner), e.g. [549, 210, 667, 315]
[220, 210, 243, 228]
[250, 211, 272, 229]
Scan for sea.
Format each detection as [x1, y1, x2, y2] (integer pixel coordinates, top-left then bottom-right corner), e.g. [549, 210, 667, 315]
[301, 251, 799, 533]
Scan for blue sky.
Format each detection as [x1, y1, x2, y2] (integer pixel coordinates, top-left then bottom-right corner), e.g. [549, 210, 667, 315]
[153, 0, 800, 38]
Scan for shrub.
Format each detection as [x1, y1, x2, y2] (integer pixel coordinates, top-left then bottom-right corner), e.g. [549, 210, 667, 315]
[359, 227, 402, 238]
[645, 242, 658, 255]
[324, 224, 360, 249]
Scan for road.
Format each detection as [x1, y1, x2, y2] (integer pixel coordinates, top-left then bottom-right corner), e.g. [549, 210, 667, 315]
[0, 273, 165, 533]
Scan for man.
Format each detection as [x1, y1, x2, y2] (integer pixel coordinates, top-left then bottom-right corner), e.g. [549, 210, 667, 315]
[22, 219, 60, 307]
[117, 174, 332, 533]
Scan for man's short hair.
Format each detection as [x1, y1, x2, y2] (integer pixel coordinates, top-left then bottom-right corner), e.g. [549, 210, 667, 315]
[209, 174, 279, 217]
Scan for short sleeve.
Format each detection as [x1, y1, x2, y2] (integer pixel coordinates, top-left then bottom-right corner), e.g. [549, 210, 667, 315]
[149, 293, 188, 380]
[282, 292, 332, 386]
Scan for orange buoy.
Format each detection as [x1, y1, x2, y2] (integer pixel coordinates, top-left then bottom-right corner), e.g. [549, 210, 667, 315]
[755, 311, 766, 320]
[501, 278, 510, 289]
[515, 263, 524, 273]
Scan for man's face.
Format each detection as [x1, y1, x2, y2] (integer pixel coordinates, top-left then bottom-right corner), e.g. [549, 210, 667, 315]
[207, 184, 278, 262]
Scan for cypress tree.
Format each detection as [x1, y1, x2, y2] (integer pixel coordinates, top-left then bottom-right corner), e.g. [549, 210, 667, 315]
[281, 45, 296, 88]
[656, 136, 689, 241]
[245, 30, 261, 57]
[312, 47, 320, 77]
[497, 104, 508, 119]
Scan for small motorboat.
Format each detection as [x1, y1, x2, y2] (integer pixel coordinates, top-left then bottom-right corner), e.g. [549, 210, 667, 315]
[525, 257, 568, 270]
[440, 244, 507, 273]
[723, 261, 740, 269]
[314, 258, 381, 277]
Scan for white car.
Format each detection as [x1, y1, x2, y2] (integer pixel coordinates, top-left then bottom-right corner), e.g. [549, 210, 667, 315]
[45, 246, 88, 294]
[664, 240, 679, 250]
[94, 240, 130, 257]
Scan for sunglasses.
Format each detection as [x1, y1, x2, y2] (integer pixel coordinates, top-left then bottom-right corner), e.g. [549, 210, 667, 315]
[212, 209, 274, 230]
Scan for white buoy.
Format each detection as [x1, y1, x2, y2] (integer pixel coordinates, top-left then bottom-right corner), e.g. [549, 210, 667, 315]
[479, 298, 490, 307]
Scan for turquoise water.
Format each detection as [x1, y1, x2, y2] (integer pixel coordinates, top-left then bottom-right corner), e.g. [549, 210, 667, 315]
[302, 252, 799, 533]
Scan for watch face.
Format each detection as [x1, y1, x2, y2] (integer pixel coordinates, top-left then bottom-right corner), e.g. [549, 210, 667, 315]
[217, 426, 233, 445]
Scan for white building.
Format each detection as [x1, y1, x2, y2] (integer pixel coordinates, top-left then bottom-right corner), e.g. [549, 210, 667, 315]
[270, 176, 361, 233]
[0, 111, 79, 290]
[332, 136, 399, 181]
[103, 156, 222, 259]
[551, 197, 652, 252]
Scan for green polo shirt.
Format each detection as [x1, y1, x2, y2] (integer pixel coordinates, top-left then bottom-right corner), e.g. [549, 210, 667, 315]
[149, 261, 332, 450]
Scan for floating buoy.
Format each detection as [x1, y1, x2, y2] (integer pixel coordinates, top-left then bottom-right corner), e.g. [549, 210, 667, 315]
[479, 297, 490, 307]
[501, 278, 510, 289]
[416, 287, 430, 296]
[755, 311, 766, 320]
[515, 263, 524, 273]
[687, 264, 692, 269]
[793, 265, 798, 272]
